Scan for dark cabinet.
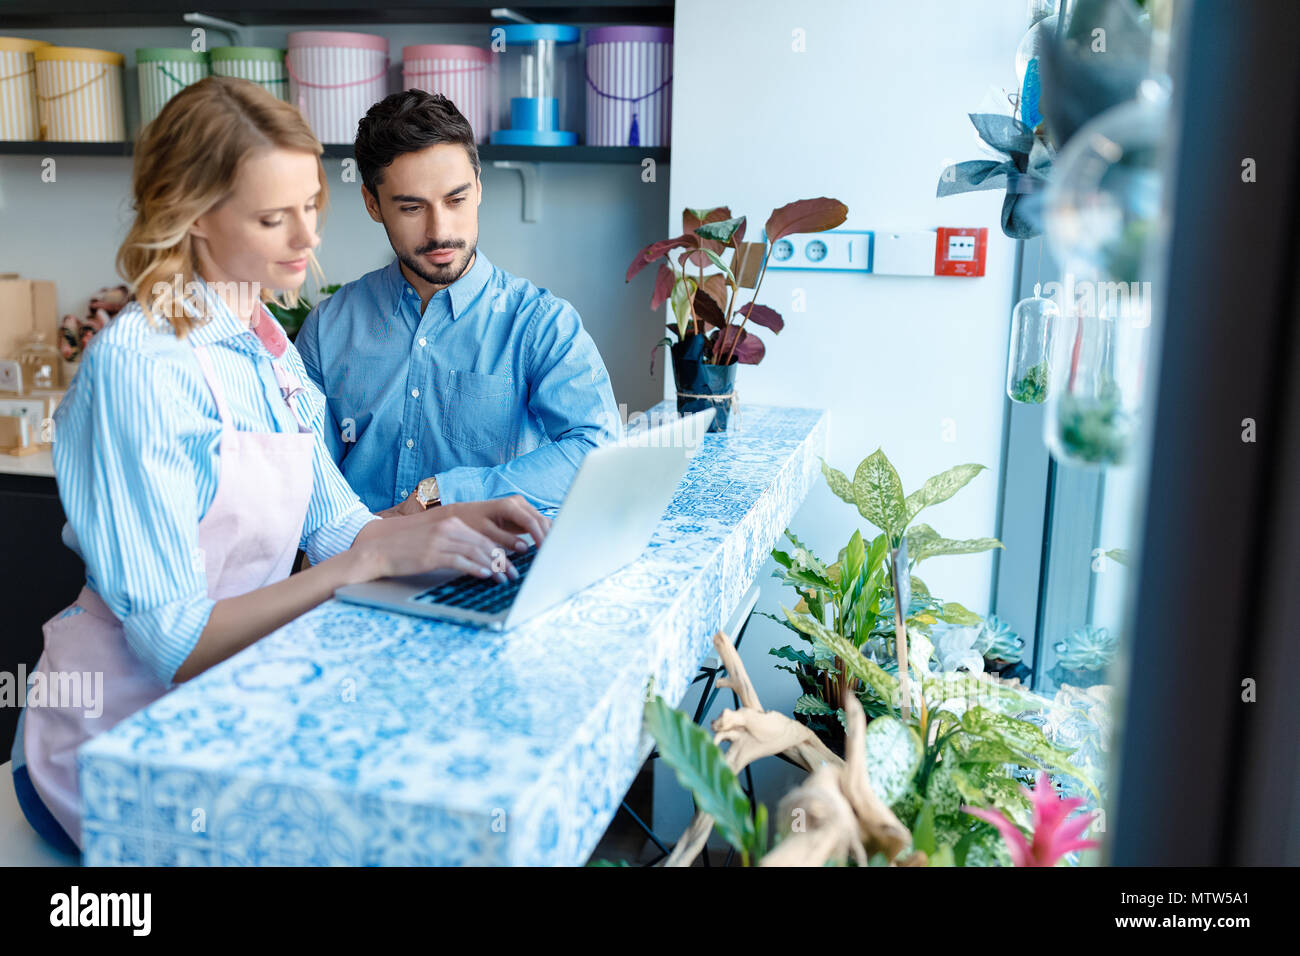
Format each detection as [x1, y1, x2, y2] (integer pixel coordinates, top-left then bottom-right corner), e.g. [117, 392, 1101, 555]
[0, 474, 85, 758]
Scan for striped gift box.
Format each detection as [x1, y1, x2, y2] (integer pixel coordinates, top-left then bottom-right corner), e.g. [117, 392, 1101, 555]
[287, 31, 388, 145]
[210, 46, 289, 102]
[0, 37, 49, 140]
[136, 48, 210, 128]
[401, 44, 496, 144]
[585, 26, 673, 148]
[33, 45, 125, 142]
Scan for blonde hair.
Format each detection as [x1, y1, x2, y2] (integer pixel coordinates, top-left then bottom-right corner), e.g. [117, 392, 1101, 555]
[117, 75, 329, 338]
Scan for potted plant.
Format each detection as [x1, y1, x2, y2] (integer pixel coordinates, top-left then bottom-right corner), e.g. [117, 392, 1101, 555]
[625, 198, 847, 431]
[265, 282, 340, 342]
[781, 610, 1102, 865]
[596, 631, 1100, 866]
[1049, 624, 1119, 688]
[763, 448, 1004, 754]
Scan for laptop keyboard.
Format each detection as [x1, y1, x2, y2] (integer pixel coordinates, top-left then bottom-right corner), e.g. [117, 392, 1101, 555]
[412, 542, 541, 615]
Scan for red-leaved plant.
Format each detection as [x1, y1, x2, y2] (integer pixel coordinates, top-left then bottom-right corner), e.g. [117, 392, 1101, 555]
[627, 198, 847, 368]
[962, 771, 1101, 866]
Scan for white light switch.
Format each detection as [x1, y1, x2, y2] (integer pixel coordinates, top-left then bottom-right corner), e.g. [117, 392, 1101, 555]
[873, 231, 936, 276]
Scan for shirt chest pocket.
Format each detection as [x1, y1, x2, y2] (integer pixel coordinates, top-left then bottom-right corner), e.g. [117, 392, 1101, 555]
[439, 368, 516, 452]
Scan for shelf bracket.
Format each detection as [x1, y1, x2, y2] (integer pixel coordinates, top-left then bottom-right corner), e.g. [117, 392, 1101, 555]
[491, 8, 537, 24]
[492, 161, 541, 223]
[184, 13, 245, 48]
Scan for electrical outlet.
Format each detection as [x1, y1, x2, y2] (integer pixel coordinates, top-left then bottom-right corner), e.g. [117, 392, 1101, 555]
[762, 230, 872, 272]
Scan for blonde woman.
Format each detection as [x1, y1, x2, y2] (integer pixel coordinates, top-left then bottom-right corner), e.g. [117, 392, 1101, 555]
[8, 76, 549, 855]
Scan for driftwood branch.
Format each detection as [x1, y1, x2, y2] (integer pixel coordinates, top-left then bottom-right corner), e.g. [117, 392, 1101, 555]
[663, 629, 911, 867]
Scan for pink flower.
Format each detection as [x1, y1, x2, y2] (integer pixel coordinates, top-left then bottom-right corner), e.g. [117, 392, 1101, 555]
[962, 771, 1100, 866]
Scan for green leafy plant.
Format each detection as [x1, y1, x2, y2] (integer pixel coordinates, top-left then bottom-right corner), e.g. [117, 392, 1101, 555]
[628, 198, 847, 367]
[642, 694, 769, 865]
[1010, 360, 1050, 404]
[763, 528, 892, 743]
[760, 448, 1102, 862]
[1055, 392, 1131, 465]
[784, 615, 1102, 862]
[765, 449, 1005, 752]
[265, 282, 340, 341]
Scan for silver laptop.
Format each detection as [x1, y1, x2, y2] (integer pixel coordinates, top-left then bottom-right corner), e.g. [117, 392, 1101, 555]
[334, 408, 714, 629]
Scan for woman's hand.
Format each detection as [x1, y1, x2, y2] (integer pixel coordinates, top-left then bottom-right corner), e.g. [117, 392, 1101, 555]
[349, 495, 551, 583]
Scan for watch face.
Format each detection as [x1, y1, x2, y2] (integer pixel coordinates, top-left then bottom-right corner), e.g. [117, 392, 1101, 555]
[417, 477, 438, 504]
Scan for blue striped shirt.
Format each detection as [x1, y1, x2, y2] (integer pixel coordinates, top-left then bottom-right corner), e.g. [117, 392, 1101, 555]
[51, 278, 378, 688]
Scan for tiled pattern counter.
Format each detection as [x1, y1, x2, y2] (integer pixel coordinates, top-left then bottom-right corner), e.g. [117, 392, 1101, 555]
[79, 404, 830, 865]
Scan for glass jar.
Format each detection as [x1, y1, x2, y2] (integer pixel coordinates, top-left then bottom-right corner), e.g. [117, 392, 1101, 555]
[489, 24, 580, 146]
[1044, 292, 1149, 467]
[1041, 88, 1166, 468]
[1006, 283, 1059, 404]
[16, 330, 62, 391]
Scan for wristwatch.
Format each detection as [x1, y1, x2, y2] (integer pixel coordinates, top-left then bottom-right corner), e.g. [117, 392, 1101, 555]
[415, 476, 442, 509]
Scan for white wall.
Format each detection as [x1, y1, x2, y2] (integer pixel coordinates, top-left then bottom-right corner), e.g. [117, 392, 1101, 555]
[653, 0, 1031, 844]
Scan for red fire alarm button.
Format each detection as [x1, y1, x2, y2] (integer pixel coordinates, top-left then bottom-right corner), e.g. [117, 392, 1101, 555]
[935, 227, 988, 277]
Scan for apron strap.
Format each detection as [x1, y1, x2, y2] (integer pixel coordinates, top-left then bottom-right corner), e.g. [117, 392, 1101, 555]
[191, 345, 233, 428]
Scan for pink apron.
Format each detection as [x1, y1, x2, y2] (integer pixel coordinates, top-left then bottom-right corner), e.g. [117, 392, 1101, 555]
[23, 319, 315, 849]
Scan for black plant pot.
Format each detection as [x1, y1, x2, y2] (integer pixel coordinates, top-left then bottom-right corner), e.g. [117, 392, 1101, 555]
[1049, 663, 1105, 688]
[792, 710, 846, 759]
[670, 336, 737, 432]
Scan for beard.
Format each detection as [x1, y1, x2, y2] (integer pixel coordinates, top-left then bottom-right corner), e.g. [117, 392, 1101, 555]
[396, 232, 478, 288]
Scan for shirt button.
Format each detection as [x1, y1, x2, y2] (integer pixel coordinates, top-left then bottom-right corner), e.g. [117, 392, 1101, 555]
[406, 438, 414, 449]
[400, 489, 408, 497]
[418, 337, 427, 348]
[411, 388, 420, 398]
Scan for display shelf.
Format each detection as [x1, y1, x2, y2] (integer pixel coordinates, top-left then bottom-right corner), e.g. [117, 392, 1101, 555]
[0, 141, 668, 164]
[0, 0, 673, 29]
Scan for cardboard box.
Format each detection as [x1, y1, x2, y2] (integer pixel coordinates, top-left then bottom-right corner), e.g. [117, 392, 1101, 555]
[0, 276, 59, 366]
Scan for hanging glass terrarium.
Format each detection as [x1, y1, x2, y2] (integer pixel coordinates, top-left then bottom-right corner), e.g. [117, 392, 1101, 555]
[1040, 88, 1167, 467]
[1044, 291, 1148, 467]
[1006, 283, 1059, 404]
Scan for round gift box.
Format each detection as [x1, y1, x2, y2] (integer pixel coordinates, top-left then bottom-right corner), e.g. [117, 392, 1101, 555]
[33, 45, 126, 142]
[210, 46, 289, 102]
[287, 31, 389, 144]
[136, 47, 210, 127]
[0, 37, 51, 140]
[585, 26, 673, 147]
[402, 44, 495, 144]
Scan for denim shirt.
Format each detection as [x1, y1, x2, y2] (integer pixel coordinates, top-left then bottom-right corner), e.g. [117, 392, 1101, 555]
[296, 249, 623, 512]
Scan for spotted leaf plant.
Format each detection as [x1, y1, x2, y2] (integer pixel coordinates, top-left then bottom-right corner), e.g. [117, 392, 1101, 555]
[790, 620, 1102, 865]
[764, 449, 1006, 747]
[763, 448, 1101, 863]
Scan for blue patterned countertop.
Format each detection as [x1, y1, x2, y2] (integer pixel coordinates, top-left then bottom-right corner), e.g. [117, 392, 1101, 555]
[78, 403, 830, 865]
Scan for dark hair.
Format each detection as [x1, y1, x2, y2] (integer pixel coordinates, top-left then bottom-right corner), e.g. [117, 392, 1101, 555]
[353, 89, 481, 198]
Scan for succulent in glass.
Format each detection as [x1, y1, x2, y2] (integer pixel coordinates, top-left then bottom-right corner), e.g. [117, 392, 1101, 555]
[932, 623, 985, 674]
[1054, 390, 1133, 466]
[977, 614, 1024, 664]
[1006, 286, 1058, 405]
[1053, 624, 1119, 672]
